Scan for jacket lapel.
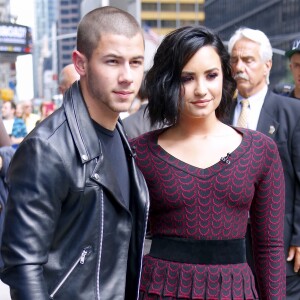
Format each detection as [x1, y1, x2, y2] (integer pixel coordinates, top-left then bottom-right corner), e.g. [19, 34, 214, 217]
[256, 90, 279, 139]
[228, 91, 279, 140]
[64, 81, 128, 209]
[64, 81, 101, 162]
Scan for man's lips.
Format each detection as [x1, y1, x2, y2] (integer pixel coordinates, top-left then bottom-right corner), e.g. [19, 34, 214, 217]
[114, 90, 133, 95]
[113, 91, 134, 99]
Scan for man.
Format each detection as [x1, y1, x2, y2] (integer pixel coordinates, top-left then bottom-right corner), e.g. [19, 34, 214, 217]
[0, 6, 149, 300]
[22, 99, 40, 133]
[285, 38, 300, 99]
[1, 101, 27, 146]
[227, 27, 300, 299]
[58, 63, 79, 94]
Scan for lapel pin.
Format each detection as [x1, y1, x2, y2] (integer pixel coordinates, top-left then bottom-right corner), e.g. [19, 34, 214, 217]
[269, 125, 275, 135]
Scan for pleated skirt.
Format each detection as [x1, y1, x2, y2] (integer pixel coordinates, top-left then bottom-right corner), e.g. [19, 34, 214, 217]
[139, 255, 258, 300]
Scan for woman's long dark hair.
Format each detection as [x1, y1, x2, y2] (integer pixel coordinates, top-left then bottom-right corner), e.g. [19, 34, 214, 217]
[145, 25, 236, 127]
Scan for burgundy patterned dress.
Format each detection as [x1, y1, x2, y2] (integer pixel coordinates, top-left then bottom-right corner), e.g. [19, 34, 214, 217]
[130, 127, 285, 300]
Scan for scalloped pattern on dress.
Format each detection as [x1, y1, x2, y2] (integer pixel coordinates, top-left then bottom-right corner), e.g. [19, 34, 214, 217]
[131, 128, 285, 300]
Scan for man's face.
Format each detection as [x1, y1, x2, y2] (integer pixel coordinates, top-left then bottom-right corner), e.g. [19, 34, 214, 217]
[230, 38, 272, 98]
[82, 32, 144, 117]
[290, 53, 300, 90]
[23, 101, 33, 115]
[1, 102, 14, 120]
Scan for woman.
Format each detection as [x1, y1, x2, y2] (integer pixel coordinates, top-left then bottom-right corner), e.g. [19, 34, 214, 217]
[130, 26, 285, 299]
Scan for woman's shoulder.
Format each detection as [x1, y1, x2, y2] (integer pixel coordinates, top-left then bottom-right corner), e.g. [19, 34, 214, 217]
[129, 128, 164, 146]
[238, 127, 278, 153]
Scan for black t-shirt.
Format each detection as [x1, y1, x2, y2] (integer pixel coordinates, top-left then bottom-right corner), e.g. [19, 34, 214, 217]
[93, 121, 130, 208]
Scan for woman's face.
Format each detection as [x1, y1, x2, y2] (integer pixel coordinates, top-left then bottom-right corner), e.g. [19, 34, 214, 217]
[180, 45, 223, 120]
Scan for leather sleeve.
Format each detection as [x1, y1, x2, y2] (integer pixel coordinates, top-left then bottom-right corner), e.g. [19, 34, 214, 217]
[1, 137, 69, 299]
[0, 146, 15, 179]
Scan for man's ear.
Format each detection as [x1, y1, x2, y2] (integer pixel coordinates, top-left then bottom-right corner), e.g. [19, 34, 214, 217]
[264, 59, 272, 76]
[72, 50, 86, 76]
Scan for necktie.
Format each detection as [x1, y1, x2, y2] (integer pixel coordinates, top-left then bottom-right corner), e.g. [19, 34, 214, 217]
[237, 99, 249, 128]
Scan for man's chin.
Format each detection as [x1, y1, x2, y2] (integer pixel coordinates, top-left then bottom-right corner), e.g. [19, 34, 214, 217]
[236, 85, 250, 98]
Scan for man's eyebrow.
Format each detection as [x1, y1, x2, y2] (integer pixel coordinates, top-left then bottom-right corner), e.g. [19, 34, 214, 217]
[102, 54, 144, 60]
[132, 55, 144, 60]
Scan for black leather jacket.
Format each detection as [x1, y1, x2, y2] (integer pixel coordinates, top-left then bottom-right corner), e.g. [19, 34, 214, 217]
[1, 82, 149, 300]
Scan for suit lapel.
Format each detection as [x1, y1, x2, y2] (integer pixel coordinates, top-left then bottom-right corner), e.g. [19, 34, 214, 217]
[256, 90, 279, 140]
[228, 90, 280, 140]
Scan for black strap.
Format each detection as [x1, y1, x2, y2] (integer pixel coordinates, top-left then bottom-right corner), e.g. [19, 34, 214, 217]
[149, 236, 246, 265]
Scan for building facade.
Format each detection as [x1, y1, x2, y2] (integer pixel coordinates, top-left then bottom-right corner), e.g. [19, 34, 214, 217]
[141, 0, 205, 36]
[204, 0, 300, 87]
[33, 0, 58, 99]
[57, 0, 82, 78]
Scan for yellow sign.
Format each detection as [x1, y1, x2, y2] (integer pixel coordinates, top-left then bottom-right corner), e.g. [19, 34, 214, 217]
[0, 88, 14, 101]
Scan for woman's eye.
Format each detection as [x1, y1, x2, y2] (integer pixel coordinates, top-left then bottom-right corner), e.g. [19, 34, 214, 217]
[207, 73, 218, 80]
[181, 76, 193, 83]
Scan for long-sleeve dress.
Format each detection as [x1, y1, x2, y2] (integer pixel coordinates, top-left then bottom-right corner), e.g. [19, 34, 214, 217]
[130, 127, 285, 300]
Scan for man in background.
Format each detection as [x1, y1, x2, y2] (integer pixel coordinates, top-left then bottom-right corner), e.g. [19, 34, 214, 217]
[58, 63, 79, 95]
[285, 38, 300, 99]
[227, 27, 300, 299]
[22, 99, 40, 133]
[1, 101, 27, 147]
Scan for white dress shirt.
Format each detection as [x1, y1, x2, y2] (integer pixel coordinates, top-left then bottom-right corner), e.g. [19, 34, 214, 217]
[232, 85, 268, 130]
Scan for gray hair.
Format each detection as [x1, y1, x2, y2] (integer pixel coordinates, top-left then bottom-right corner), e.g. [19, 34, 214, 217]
[228, 27, 273, 84]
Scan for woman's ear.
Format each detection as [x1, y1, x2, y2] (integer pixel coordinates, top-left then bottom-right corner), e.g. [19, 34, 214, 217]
[72, 50, 87, 76]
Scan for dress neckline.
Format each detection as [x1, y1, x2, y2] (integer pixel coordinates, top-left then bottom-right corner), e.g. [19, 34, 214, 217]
[147, 126, 251, 178]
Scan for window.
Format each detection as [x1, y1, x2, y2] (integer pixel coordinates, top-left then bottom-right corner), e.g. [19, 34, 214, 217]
[161, 4, 176, 11]
[180, 4, 195, 12]
[142, 3, 157, 11]
[161, 20, 176, 28]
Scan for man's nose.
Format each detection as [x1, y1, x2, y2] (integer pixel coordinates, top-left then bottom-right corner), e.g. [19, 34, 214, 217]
[119, 63, 134, 83]
[234, 59, 245, 72]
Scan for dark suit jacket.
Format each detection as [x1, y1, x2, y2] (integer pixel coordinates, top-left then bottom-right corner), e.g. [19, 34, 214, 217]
[227, 89, 300, 276]
[122, 103, 161, 140]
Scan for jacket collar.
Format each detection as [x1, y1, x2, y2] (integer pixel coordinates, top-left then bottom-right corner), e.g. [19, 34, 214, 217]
[256, 89, 279, 138]
[63, 81, 135, 164]
[63, 81, 103, 163]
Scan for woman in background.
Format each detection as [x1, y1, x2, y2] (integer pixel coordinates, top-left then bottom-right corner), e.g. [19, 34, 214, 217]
[130, 25, 285, 299]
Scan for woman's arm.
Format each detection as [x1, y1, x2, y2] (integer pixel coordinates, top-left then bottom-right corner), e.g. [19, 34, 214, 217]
[250, 139, 286, 299]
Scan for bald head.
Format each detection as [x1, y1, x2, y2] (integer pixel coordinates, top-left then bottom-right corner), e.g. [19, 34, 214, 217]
[59, 64, 80, 94]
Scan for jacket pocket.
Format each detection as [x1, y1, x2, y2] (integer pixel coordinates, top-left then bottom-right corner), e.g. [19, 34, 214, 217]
[49, 245, 92, 299]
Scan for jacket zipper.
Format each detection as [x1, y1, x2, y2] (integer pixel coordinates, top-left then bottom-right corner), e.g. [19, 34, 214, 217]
[49, 246, 92, 299]
[96, 189, 104, 299]
[137, 180, 150, 299]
